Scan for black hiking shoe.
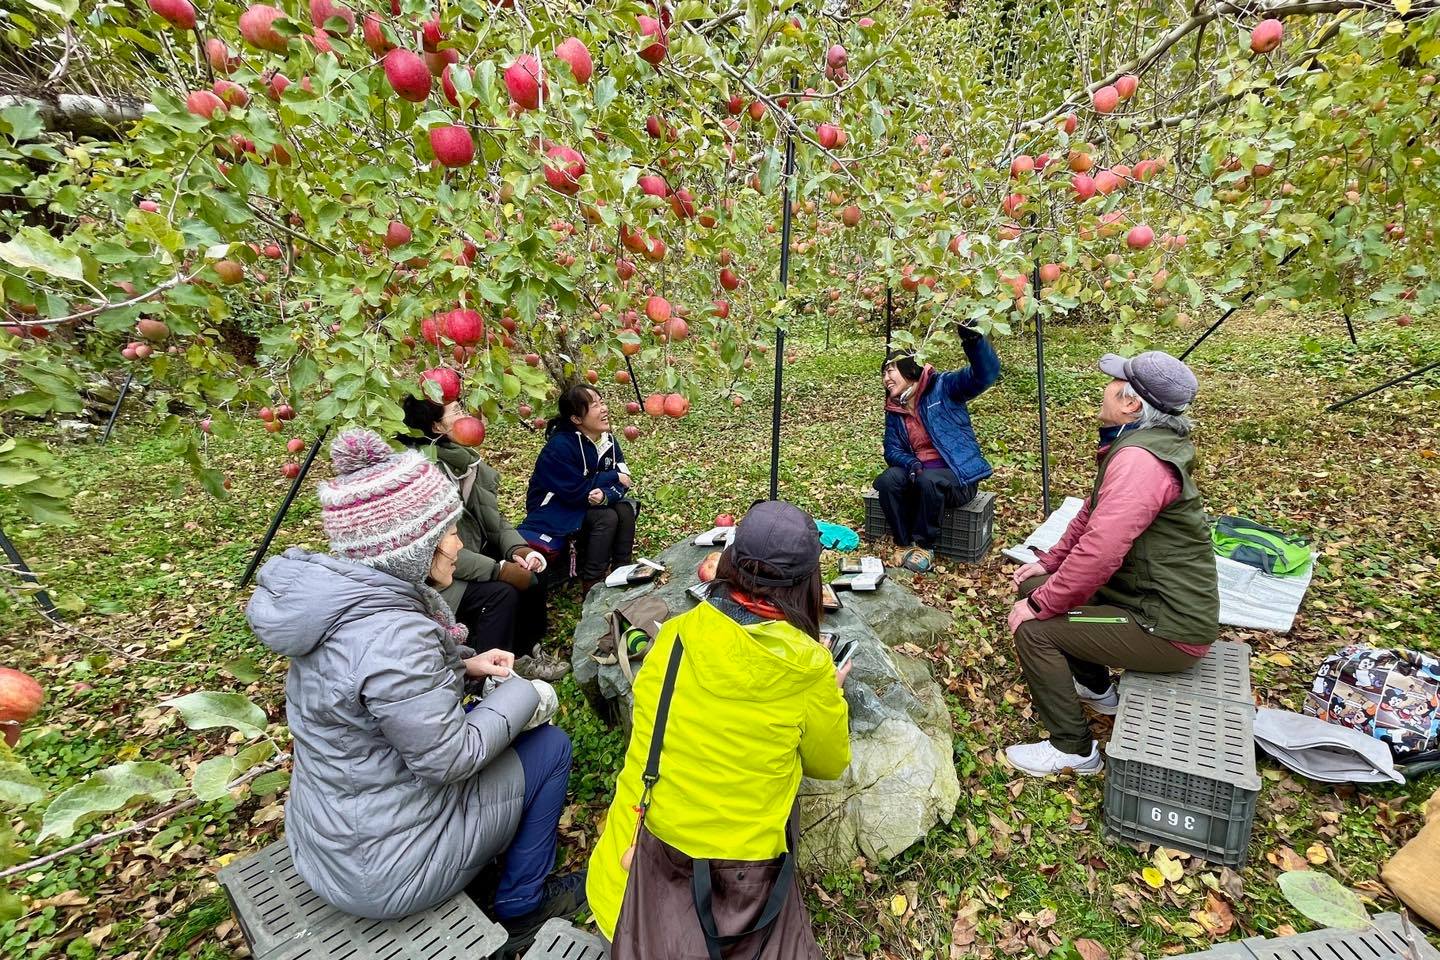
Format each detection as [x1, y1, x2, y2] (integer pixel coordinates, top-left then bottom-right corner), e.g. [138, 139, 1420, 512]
[496, 870, 588, 958]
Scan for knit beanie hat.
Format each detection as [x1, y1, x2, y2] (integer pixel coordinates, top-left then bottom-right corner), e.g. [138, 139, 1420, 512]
[319, 428, 462, 584]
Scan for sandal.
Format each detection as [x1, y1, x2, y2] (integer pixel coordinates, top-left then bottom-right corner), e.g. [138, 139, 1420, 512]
[900, 548, 934, 573]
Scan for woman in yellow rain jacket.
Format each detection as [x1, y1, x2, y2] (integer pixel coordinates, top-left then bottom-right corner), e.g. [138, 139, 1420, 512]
[587, 500, 852, 945]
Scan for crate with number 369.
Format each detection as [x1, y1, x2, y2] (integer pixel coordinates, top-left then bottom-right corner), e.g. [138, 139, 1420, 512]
[1104, 641, 1260, 866]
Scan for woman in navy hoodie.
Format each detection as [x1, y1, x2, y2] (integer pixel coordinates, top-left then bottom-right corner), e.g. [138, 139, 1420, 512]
[518, 384, 636, 594]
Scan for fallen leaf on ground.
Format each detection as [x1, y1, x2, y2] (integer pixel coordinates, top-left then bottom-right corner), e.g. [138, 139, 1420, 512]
[1305, 842, 1329, 864]
[1267, 846, 1309, 871]
[1075, 938, 1111, 960]
[1142, 867, 1166, 889]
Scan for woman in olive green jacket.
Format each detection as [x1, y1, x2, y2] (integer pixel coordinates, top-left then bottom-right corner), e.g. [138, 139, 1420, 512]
[400, 396, 553, 662]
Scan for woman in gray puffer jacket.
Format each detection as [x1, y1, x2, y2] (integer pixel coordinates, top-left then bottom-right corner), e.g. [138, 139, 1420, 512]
[245, 429, 585, 951]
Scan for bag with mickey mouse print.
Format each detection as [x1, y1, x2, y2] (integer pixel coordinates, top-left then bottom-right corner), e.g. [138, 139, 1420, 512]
[1305, 644, 1440, 763]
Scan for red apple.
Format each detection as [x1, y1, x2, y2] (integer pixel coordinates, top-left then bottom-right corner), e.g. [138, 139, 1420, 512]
[239, 4, 289, 53]
[622, 424, 640, 441]
[421, 367, 462, 403]
[287, 437, 305, 453]
[1114, 74, 1139, 100]
[0, 668, 44, 728]
[136, 318, 169, 341]
[643, 393, 666, 416]
[638, 174, 669, 198]
[697, 550, 721, 582]
[384, 220, 411, 249]
[138, 199, 160, 212]
[1091, 85, 1119, 114]
[664, 318, 688, 341]
[1010, 154, 1035, 178]
[714, 513, 735, 527]
[384, 48, 432, 102]
[185, 90, 226, 120]
[645, 295, 671, 324]
[1250, 18, 1283, 54]
[362, 12, 392, 54]
[1126, 224, 1155, 249]
[429, 125, 474, 167]
[451, 416, 486, 446]
[555, 37, 593, 84]
[543, 144, 585, 194]
[663, 393, 689, 418]
[147, 0, 197, 29]
[625, 401, 641, 414]
[637, 15, 667, 65]
[1071, 174, 1097, 201]
[817, 123, 841, 149]
[719, 267, 740, 291]
[282, 461, 301, 479]
[504, 54, 547, 110]
[841, 205, 861, 227]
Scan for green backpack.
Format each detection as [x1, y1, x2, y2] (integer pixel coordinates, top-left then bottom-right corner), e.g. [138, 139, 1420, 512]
[1211, 516, 1312, 577]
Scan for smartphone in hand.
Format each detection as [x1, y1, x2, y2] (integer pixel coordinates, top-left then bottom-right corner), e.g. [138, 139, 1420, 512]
[830, 636, 858, 671]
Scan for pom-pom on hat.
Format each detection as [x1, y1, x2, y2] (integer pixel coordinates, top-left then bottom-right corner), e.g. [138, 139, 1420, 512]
[320, 428, 461, 584]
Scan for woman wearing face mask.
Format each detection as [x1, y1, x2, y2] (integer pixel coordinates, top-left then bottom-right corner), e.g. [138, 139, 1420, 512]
[398, 395, 564, 679]
[518, 384, 638, 595]
[245, 429, 585, 955]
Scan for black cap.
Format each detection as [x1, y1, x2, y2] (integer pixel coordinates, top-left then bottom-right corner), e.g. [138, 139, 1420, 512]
[729, 500, 821, 587]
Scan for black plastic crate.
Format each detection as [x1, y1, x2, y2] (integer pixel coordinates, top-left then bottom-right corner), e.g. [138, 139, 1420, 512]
[1177, 912, 1437, 960]
[521, 918, 611, 959]
[861, 488, 995, 562]
[1104, 690, 1260, 866]
[217, 839, 507, 960]
[1123, 640, 1252, 705]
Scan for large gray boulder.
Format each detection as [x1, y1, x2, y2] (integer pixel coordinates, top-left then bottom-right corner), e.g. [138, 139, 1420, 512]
[571, 538, 960, 872]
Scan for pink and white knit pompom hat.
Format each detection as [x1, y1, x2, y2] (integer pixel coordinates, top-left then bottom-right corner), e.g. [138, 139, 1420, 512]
[319, 428, 461, 583]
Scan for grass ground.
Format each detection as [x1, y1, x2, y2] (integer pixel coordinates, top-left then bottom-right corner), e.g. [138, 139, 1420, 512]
[2, 307, 1438, 960]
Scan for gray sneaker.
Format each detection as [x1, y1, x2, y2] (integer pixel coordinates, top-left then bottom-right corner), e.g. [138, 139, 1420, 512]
[515, 652, 571, 682]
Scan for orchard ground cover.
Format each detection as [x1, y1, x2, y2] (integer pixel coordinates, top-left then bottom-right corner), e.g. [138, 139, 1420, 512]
[2, 308, 1439, 960]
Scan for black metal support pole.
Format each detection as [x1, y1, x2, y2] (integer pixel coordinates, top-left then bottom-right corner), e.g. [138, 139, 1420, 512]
[623, 354, 643, 405]
[769, 84, 797, 503]
[1180, 240, 1305, 361]
[1342, 304, 1357, 346]
[884, 286, 893, 354]
[1326, 360, 1439, 412]
[1032, 259, 1052, 517]
[241, 425, 331, 588]
[100, 371, 134, 445]
[0, 523, 61, 621]
[769, 328, 785, 501]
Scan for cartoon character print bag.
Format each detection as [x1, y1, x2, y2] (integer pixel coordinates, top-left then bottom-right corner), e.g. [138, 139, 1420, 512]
[1305, 645, 1440, 762]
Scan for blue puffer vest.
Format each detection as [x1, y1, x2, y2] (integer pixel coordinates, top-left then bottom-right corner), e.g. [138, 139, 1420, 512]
[882, 334, 1001, 484]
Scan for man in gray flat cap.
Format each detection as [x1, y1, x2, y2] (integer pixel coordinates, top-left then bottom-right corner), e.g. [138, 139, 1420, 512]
[1004, 350, 1220, 776]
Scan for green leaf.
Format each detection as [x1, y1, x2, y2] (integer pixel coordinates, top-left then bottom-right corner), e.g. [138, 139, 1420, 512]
[223, 656, 263, 684]
[191, 741, 276, 801]
[0, 890, 21, 923]
[38, 761, 185, 841]
[0, 227, 85, 281]
[161, 691, 268, 738]
[22, 0, 80, 19]
[0, 759, 44, 806]
[1277, 871, 1370, 930]
[250, 770, 291, 796]
[0, 103, 43, 142]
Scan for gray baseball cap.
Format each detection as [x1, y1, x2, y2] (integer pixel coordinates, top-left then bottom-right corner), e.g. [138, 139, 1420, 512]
[730, 500, 821, 587]
[1098, 350, 1198, 415]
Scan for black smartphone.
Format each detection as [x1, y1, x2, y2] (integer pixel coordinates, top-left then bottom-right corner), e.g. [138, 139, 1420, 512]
[831, 637, 858, 670]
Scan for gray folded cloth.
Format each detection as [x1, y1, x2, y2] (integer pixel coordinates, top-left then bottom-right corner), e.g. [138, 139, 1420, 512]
[1254, 707, 1404, 784]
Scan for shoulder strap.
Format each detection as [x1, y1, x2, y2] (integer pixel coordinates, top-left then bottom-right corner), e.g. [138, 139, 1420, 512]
[643, 634, 684, 791]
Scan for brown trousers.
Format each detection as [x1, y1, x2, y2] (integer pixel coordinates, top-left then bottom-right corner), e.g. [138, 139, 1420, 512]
[1014, 575, 1200, 755]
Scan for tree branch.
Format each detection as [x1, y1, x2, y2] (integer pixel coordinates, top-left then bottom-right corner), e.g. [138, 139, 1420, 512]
[13, 268, 206, 328]
[0, 753, 290, 881]
[1010, 0, 1436, 150]
[0, 93, 153, 138]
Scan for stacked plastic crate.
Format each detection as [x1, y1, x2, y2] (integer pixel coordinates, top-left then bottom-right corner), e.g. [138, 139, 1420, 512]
[861, 489, 996, 562]
[1104, 640, 1262, 866]
[218, 840, 508, 960]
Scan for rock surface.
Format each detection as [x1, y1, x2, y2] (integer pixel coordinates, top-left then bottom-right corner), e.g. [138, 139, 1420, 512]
[571, 537, 960, 872]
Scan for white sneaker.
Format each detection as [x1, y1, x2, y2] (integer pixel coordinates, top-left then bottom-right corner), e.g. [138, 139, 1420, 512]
[1073, 679, 1119, 715]
[1005, 740, 1103, 777]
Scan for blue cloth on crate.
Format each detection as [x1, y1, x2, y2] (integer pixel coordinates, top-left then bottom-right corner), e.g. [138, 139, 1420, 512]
[882, 333, 1001, 485]
[815, 520, 860, 552]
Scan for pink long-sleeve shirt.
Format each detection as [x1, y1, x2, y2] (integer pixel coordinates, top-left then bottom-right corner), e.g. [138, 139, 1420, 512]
[1032, 443, 1208, 656]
